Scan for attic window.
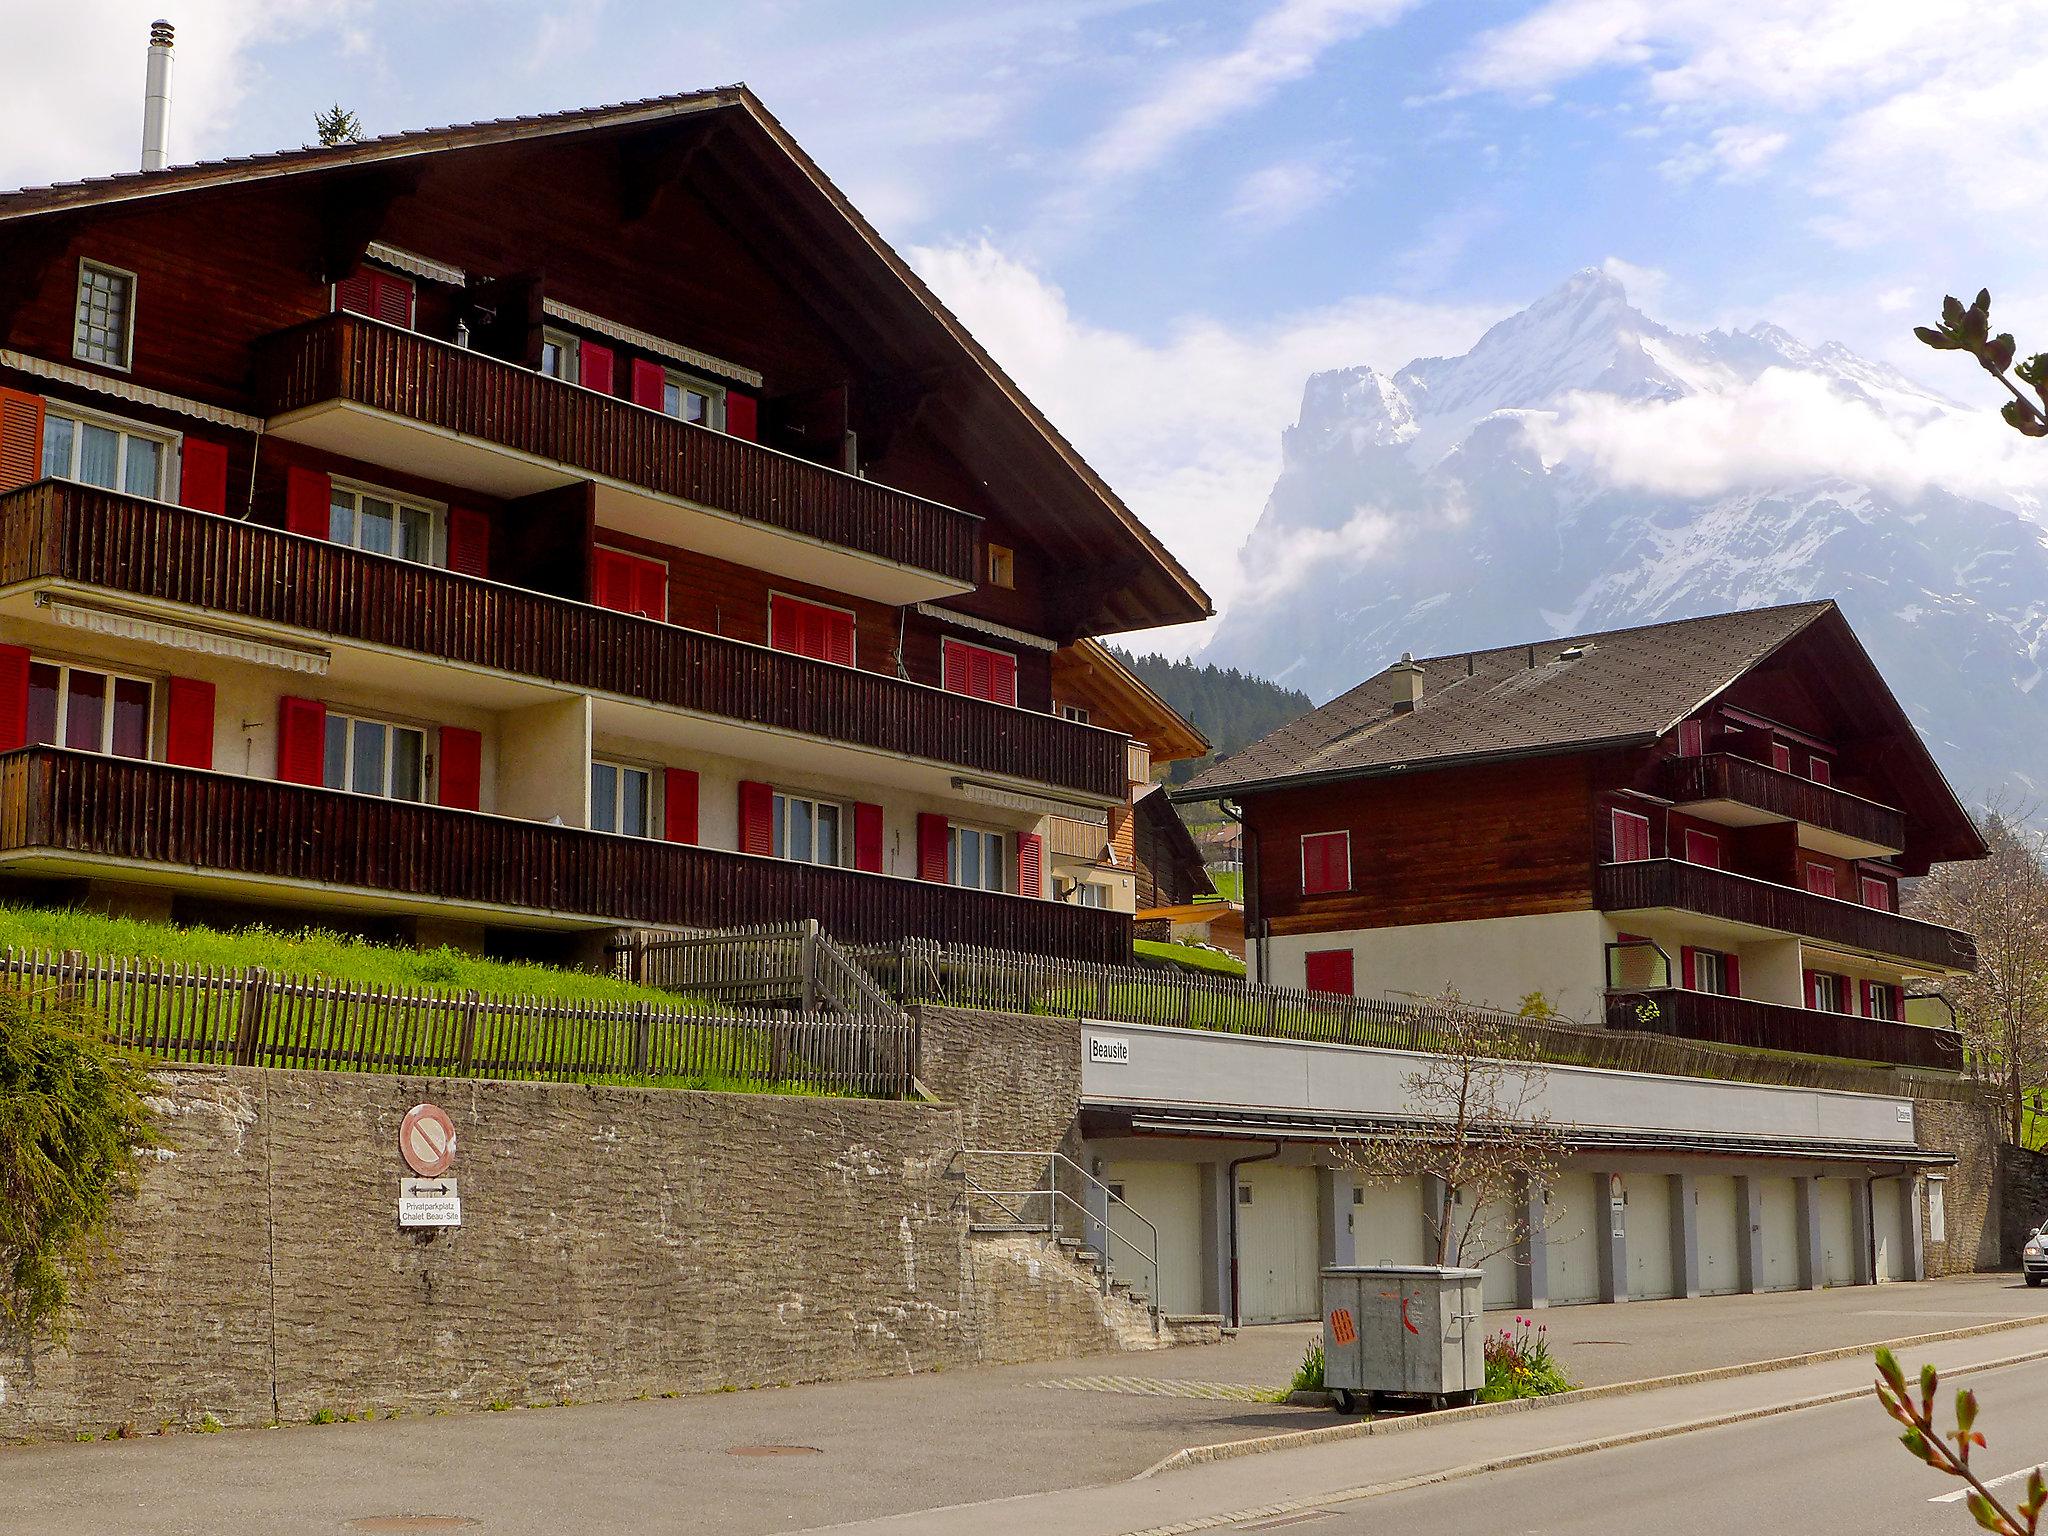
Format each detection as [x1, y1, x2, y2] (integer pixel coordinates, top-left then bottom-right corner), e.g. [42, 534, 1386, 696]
[1558, 643, 1590, 661]
[986, 544, 1015, 589]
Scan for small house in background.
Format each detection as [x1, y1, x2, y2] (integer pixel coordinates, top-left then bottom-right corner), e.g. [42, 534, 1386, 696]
[1174, 601, 1986, 1072]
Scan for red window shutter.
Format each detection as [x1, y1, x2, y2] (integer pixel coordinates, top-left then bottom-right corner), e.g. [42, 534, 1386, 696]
[178, 437, 230, 514]
[1803, 969, 1818, 1009]
[1891, 984, 1906, 1020]
[916, 813, 949, 882]
[1770, 741, 1792, 772]
[1861, 875, 1892, 911]
[164, 677, 216, 768]
[284, 467, 331, 538]
[0, 644, 29, 751]
[438, 726, 482, 810]
[1017, 831, 1044, 899]
[726, 392, 757, 440]
[663, 769, 699, 845]
[1723, 954, 1741, 998]
[853, 802, 884, 873]
[990, 651, 1018, 706]
[1805, 862, 1836, 897]
[1680, 945, 1697, 990]
[631, 358, 667, 411]
[0, 388, 45, 493]
[826, 610, 855, 668]
[579, 341, 615, 395]
[334, 270, 376, 316]
[1858, 980, 1873, 1017]
[1809, 757, 1832, 786]
[1835, 974, 1852, 1014]
[446, 507, 490, 578]
[1678, 719, 1704, 757]
[371, 272, 415, 328]
[591, 548, 621, 609]
[633, 560, 667, 621]
[942, 640, 967, 696]
[1304, 950, 1354, 996]
[738, 780, 774, 856]
[1682, 829, 1721, 868]
[276, 696, 326, 785]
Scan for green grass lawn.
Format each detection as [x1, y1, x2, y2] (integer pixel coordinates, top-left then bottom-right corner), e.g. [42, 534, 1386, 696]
[0, 904, 683, 1006]
[1133, 939, 1247, 977]
[2024, 1094, 2046, 1152]
[1206, 869, 1243, 902]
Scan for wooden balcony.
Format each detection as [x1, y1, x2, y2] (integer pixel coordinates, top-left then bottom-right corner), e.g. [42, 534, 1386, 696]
[1604, 987, 1962, 1071]
[0, 749, 1133, 965]
[0, 482, 1126, 802]
[253, 313, 980, 598]
[1661, 753, 1906, 853]
[1596, 859, 1976, 971]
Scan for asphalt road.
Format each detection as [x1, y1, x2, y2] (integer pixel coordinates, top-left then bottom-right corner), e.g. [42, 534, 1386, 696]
[1308, 1356, 2048, 1536]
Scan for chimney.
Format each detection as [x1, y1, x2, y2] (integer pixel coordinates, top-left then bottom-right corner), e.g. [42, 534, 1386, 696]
[141, 20, 175, 172]
[1389, 652, 1425, 711]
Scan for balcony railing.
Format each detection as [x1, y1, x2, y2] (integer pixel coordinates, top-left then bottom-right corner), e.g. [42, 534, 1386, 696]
[1661, 753, 1906, 852]
[0, 750, 1133, 965]
[1596, 858, 1976, 971]
[0, 482, 1126, 802]
[253, 312, 980, 586]
[1604, 987, 1961, 1071]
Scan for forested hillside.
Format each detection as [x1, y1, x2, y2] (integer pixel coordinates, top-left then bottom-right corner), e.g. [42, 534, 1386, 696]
[1111, 649, 1311, 787]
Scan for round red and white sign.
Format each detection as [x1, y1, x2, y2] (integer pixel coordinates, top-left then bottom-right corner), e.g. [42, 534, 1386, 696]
[398, 1102, 457, 1177]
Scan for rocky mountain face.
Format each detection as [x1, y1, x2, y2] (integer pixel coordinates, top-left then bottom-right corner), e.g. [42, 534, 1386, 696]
[1199, 269, 2048, 802]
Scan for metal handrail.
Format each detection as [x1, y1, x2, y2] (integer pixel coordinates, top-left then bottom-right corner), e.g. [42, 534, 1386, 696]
[960, 1147, 1160, 1331]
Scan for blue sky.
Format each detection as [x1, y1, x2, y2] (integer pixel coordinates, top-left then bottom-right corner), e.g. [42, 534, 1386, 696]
[4, 2, 2040, 648]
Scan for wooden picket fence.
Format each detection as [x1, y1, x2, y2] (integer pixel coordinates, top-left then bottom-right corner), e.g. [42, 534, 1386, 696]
[615, 920, 910, 1030]
[0, 947, 917, 1098]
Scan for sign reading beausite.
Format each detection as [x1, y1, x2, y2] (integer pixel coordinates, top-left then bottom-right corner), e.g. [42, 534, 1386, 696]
[397, 1103, 461, 1228]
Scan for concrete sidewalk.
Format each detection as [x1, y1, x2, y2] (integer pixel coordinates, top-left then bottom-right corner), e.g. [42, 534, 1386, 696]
[5, 1273, 2044, 1536]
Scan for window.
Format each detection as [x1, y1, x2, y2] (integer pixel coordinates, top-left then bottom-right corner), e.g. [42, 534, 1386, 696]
[1927, 1176, 1946, 1244]
[942, 639, 1019, 706]
[662, 370, 724, 429]
[73, 261, 134, 369]
[1073, 880, 1110, 909]
[1860, 875, 1894, 912]
[328, 482, 438, 565]
[1304, 949, 1354, 996]
[26, 660, 151, 758]
[321, 711, 425, 801]
[948, 823, 1006, 892]
[1807, 756, 1832, 786]
[1809, 971, 1846, 1013]
[1864, 982, 1902, 1021]
[333, 268, 416, 329]
[590, 759, 654, 838]
[41, 406, 171, 498]
[1680, 828, 1722, 868]
[592, 546, 668, 621]
[1805, 862, 1838, 898]
[1057, 702, 1091, 724]
[1611, 809, 1651, 862]
[1686, 946, 1737, 997]
[1769, 740, 1793, 772]
[986, 543, 1015, 589]
[1677, 719, 1705, 757]
[768, 594, 856, 667]
[538, 329, 579, 384]
[774, 791, 844, 868]
[1301, 830, 1350, 894]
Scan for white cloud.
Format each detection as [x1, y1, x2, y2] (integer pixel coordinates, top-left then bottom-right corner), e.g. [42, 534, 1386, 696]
[909, 238, 1502, 640]
[0, 1, 353, 190]
[1227, 157, 1350, 226]
[1600, 256, 1668, 310]
[1657, 123, 1788, 184]
[1524, 367, 2048, 508]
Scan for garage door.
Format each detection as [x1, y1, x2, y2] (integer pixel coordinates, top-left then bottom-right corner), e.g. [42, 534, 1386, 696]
[1353, 1177, 1426, 1267]
[1237, 1163, 1320, 1323]
[1873, 1179, 1909, 1283]
[1545, 1172, 1602, 1305]
[1104, 1161, 1205, 1317]
[1819, 1178, 1859, 1287]
[1626, 1173, 1677, 1299]
[1694, 1175, 1745, 1296]
[1756, 1176, 1800, 1291]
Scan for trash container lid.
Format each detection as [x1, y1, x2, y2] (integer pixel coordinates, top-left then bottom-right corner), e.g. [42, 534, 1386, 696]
[1320, 1264, 1484, 1278]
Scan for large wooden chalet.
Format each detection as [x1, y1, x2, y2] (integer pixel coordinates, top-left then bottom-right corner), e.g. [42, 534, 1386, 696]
[0, 84, 1210, 963]
[1176, 602, 1986, 1069]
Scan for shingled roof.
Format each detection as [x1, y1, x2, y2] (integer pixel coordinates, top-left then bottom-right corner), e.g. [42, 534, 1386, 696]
[1179, 601, 1851, 799]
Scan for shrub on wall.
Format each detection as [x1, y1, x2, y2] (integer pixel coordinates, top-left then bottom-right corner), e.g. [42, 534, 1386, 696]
[0, 991, 157, 1349]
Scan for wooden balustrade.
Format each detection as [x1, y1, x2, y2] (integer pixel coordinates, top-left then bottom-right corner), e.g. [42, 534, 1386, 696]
[1604, 987, 1960, 1071]
[0, 481, 1126, 801]
[253, 312, 981, 585]
[0, 750, 1134, 965]
[1661, 753, 1906, 851]
[1596, 858, 1976, 970]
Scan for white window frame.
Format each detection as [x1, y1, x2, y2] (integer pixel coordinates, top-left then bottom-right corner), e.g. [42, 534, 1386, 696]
[41, 399, 177, 500]
[942, 637, 1019, 706]
[590, 756, 657, 839]
[322, 708, 428, 802]
[1807, 755, 1833, 786]
[1610, 808, 1650, 862]
[539, 328, 581, 385]
[1691, 947, 1730, 996]
[948, 821, 1008, 893]
[1300, 828, 1351, 894]
[1681, 827, 1722, 867]
[26, 656, 155, 759]
[662, 367, 726, 430]
[73, 259, 137, 371]
[1811, 971, 1845, 1013]
[1057, 702, 1091, 725]
[772, 789, 846, 868]
[1860, 873, 1894, 912]
[328, 478, 443, 568]
[1865, 981, 1902, 1021]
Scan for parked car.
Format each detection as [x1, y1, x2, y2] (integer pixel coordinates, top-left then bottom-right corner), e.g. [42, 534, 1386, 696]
[2026, 1225, 2047, 1288]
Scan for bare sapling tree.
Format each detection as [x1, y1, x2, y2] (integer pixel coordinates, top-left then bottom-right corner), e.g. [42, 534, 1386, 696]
[1909, 803, 2048, 1145]
[1339, 991, 1573, 1267]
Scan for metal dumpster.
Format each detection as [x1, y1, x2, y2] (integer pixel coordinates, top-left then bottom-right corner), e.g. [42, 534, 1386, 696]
[1321, 1264, 1485, 1412]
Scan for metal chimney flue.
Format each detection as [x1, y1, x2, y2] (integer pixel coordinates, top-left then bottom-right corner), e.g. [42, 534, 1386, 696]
[141, 20, 175, 172]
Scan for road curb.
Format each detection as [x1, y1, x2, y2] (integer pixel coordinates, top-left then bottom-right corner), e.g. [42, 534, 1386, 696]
[1115, 1342, 2048, 1536]
[1137, 1310, 2048, 1478]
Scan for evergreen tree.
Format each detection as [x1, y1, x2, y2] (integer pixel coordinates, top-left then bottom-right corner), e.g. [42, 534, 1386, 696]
[1109, 648, 1313, 788]
[315, 105, 364, 147]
